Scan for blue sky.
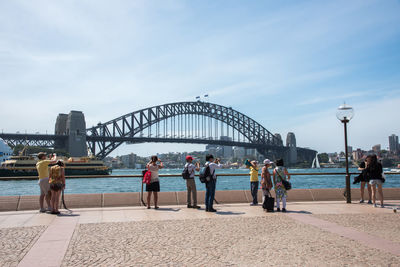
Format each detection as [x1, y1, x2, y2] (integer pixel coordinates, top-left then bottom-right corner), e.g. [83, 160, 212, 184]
[1, 0, 399, 156]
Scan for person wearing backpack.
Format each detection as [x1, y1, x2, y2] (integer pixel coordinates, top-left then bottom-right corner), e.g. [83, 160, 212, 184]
[204, 154, 222, 212]
[183, 155, 200, 209]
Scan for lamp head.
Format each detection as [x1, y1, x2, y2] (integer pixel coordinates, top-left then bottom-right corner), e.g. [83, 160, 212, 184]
[336, 103, 354, 122]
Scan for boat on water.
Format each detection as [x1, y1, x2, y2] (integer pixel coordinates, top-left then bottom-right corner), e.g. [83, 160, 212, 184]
[0, 154, 110, 177]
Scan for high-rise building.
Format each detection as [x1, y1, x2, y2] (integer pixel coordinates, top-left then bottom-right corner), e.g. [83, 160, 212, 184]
[389, 134, 399, 153]
[220, 136, 233, 158]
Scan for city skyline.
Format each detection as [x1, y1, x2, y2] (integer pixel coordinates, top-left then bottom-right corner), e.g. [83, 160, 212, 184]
[1, 1, 399, 157]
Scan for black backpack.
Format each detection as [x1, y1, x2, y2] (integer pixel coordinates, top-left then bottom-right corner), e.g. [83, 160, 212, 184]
[199, 165, 211, 183]
[182, 165, 191, 179]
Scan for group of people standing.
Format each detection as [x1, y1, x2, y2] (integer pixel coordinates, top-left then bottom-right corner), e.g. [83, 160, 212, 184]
[145, 154, 290, 212]
[145, 154, 222, 212]
[247, 158, 290, 212]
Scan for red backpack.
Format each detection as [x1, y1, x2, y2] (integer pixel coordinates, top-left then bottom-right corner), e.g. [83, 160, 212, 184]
[142, 169, 151, 185]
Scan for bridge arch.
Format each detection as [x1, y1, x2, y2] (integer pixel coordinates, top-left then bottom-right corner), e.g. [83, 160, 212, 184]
[86, 101, 283, 159]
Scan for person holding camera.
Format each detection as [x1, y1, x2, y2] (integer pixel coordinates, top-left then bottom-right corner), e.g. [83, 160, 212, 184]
[184, 155, 200, 209]
[146, 155, 163, 209]
[204, 154, 222, 212]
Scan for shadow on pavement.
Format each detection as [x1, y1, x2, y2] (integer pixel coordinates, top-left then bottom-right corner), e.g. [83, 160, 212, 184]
[155, 208, 181, 212]
[57, 213, 80, 217]
[285, 210, 312, 214]
[216, 211, 246, 215]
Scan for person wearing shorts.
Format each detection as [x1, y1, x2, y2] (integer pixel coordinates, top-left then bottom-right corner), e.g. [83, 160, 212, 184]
[366, 155, 384, 208]
[146, 155, 163, 209]
[36, 152, 56, 212]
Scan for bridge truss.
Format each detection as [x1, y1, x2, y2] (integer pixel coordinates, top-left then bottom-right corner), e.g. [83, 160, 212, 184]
[87, 102, 284, 159]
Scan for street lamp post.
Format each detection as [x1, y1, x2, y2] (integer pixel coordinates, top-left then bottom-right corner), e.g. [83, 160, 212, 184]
[336, 104, 354, 203]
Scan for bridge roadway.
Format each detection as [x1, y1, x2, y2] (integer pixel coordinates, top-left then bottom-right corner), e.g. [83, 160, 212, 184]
[0, 133, 314, 155]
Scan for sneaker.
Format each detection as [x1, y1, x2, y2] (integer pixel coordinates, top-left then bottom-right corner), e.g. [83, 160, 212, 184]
[367, 200, 372, 204]
[147, 206, 151, 209]
[209, 208, 217, 212]
[276, 208, 281, 212]
[192, 205, 201, 209]
[187, 204, 193, 208]
[282, 208, 287, 212]
[359, 199, 364, 203]
[250, 203, 257, 206]
[154, 206, 159, 209]
[39, 208, 46, 213]
[374, 204, 378, 208]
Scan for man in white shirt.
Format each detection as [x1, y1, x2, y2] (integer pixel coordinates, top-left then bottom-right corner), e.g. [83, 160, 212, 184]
[184, 156, 200, 209]
[204, 154, 222, 212]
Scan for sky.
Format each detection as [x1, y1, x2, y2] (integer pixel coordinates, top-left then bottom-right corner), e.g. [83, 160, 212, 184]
[0, 0, 399, 157]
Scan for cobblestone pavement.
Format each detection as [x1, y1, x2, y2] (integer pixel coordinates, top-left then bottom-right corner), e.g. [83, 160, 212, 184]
[62, 215, 400, 266]
[0, 226, 46, 267]
[314, 213, 400, 244]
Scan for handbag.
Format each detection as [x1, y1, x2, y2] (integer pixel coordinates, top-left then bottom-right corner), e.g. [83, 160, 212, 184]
[262, 189, 275, 212]
[277, 169, 291, 191]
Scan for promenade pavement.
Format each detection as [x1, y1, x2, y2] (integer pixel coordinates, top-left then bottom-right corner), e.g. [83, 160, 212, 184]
[1, 200, 400, 267]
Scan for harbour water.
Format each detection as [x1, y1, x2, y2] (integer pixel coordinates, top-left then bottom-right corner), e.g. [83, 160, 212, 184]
[1, 168, 399, 196]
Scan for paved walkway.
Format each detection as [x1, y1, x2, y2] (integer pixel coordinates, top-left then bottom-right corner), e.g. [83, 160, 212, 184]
[1, 201, 399, 266]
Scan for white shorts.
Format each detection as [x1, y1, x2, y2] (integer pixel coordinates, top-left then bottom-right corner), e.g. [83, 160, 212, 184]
[369, 179, 383, 185]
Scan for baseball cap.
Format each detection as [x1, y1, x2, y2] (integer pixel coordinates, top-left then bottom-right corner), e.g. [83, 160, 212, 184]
[263, 159, 273, 165]
[186, 155, 193, 161]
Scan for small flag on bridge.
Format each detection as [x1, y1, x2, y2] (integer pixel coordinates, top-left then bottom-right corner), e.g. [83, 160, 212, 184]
[196, 96, 200, 100]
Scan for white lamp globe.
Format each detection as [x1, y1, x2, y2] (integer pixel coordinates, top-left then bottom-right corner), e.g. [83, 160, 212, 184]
[336, 104, 354, 122]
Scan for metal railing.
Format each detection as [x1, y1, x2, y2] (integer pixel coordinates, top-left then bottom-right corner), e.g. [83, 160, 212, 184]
[1, 172, 398, 205]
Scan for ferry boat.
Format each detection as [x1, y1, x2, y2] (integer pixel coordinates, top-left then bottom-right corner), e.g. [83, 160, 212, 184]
[0, 154, 110, 177]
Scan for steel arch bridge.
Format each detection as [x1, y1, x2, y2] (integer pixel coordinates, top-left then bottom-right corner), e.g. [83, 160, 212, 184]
[87, 101, 285, 159]
[0, 101, 316, 162]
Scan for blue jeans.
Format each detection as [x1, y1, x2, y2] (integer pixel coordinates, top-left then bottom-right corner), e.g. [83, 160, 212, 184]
[250, 181, 259, 204]
[205, 179, 216, 210]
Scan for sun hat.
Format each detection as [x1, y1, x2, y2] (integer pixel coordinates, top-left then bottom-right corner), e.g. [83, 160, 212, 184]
[186, 155, 193, 161]
[263, 159, 273, 165]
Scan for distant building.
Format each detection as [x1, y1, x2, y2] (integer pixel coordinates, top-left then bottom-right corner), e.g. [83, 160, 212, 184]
[352, 148, 364, 161]
[220, 136, 233, 158]
[372, 144, 381, 154]
[120, 153, 137, 168]
[347, 146, 353, 156]
[389, 134, 399, 153]
[233, 146, 245, 159]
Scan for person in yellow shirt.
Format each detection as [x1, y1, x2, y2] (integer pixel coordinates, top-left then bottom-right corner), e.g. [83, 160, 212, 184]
[36, 152, 56, 212]
[248, 160, 259, 206]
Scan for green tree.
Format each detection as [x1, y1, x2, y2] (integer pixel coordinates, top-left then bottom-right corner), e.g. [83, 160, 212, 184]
[318, 153, 329, 163]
